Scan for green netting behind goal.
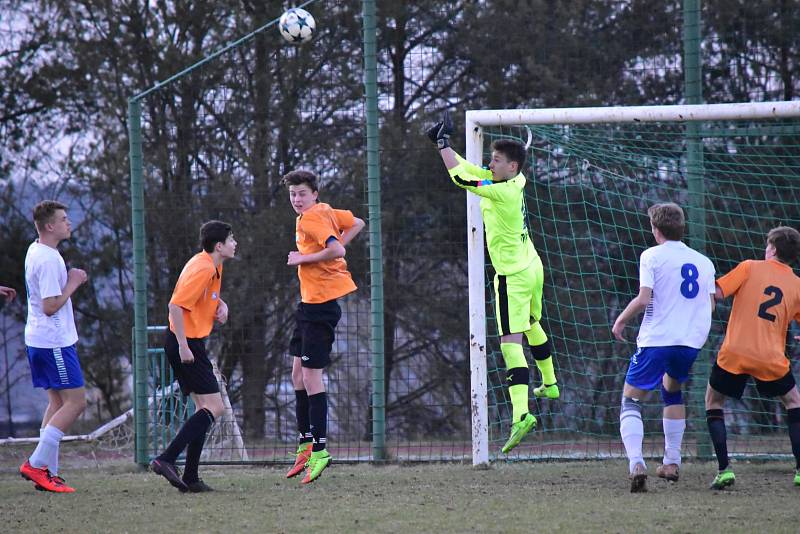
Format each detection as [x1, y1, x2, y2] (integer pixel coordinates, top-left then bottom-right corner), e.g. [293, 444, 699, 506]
[482, 119, 800, 461]
[131, 1, 474, 465]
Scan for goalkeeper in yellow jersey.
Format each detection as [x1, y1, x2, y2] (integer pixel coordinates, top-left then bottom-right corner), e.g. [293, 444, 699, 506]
[426, 112, 559, 453]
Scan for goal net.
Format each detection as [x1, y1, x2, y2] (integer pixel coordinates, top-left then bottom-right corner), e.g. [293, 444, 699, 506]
[466, 102, 800, 464]
[144, 327, 248, 463]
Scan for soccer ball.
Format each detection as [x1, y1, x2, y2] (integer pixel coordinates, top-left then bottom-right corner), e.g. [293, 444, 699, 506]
[279, 8, 316, 44]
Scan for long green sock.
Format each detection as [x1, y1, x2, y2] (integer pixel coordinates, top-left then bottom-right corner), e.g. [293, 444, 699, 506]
[501, 343, 530, 423]
[508, 384, 529, 423]
[535, 356, 557, 386]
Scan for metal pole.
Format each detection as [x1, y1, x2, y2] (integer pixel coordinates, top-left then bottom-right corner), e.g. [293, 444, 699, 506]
[128, 99, 149, 466]
[684, 0, 705, 249]
[362, 0, 386, 461]
[2, 311, 14, 437]
[683, 0, 711, 460]
[465, 117, 489, 466]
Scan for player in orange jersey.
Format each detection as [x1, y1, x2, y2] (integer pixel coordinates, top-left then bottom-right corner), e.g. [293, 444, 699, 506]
[150, 221, 237, 493]
[705, 226, 800, 489]
[282, 170, 364, 484]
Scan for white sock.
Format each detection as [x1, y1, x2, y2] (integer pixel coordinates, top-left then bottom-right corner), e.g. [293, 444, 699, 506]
[662, 418, 686, 467]
[39, 428, 57, 474]
[29, 425, 64, 472]
[48, 425, 64, 475]
[620, 399, 645, 473]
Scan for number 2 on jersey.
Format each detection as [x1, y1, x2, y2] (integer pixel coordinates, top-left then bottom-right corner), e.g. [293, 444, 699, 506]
[679, 263, 699, 298]
[757, 286, 783, 322]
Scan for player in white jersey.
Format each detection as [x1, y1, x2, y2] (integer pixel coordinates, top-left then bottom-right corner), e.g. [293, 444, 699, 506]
[19, 201, 88, 494]
[612, 202, 716, 492]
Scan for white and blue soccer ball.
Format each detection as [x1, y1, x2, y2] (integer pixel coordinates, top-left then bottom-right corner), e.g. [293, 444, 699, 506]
[279, 8, 316, 44]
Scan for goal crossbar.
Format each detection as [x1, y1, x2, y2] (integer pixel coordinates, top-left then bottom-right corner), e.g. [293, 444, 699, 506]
[466, 101, 800, 129]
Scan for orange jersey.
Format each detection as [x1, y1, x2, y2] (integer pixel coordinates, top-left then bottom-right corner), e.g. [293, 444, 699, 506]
[295, 203, 357, 304]
[716, 259, 800, 381]
[168, 251, 223, 338]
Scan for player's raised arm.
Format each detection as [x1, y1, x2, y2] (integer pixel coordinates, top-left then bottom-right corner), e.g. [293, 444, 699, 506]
[426, 112, 458, 169]
[453, 152, 494, 178]
[426, 111, 506, 195]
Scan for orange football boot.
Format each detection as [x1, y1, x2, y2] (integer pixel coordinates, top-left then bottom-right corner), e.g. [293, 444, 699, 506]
[286, 443, 313, 478]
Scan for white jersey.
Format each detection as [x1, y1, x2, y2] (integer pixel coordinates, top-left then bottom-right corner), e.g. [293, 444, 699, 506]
[24, 241, 78, 349]
[636, 240, 715, 349]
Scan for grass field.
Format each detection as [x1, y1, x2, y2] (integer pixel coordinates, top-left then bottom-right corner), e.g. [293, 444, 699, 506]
[1, 454, 798, 533]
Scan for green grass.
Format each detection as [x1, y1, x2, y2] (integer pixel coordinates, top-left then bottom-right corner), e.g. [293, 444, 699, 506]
[1, 459, 798, 533]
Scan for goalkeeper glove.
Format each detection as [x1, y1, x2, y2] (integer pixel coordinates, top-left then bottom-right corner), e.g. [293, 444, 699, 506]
[425, 111, 453, 149]
[425, 121, 443, 145]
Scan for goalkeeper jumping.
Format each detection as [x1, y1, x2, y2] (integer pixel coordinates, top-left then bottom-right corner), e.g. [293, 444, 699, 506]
[426, 113, 559, 453]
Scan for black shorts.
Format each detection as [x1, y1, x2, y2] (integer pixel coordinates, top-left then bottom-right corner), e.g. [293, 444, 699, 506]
[289, 300, 342, 369]
[709, 362, 796, 400]
[164, 329, 220, 396]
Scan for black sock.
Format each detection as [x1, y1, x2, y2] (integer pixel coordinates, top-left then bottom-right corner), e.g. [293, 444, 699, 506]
[308, 392, 327, 452]
[787, 408, 800, 470]
[295, 390, 313, 444]
[159, 408, 215, 464]
[182, 432, 206, 484]
[706, 409, 729, 471]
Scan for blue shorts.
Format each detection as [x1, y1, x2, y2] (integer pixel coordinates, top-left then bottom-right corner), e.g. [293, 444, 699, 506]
[26, 345, 85, 390]
[624, 346, 699, 391]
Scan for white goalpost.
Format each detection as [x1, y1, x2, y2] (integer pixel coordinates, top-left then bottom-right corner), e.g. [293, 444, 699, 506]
[465, 100, 800, 466]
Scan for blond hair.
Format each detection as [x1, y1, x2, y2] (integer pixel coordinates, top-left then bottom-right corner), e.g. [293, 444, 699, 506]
[647, 203, 685, 241]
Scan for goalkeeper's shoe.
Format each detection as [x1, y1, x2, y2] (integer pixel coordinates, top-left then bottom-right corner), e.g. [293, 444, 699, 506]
[20, 461, 74, 493]
[709, 468, 735, 490]
[501, 413, 537, 454]
[533, 383, 560, 400]
[301, 450, 332, 484]
[794, 470, 800, 487]
[286, 442, 313, 479]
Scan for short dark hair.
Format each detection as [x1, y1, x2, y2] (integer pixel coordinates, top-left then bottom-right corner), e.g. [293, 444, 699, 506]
[33, 200, 67, 232]
[282, 169, 318, 192]
[200, 220, 233, 253]
[490, 139, 527, 171]
[767, 226, 800, 264]
[647, 202, 685, 241]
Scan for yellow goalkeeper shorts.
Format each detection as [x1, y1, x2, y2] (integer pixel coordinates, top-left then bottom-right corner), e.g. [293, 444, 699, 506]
[493, 255, 544, 336]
